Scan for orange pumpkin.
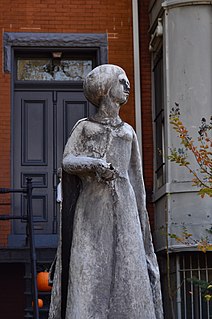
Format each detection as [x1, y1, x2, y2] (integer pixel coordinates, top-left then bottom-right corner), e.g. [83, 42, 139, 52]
[32, 298, 44, 308]
[37, 271, 52, 292]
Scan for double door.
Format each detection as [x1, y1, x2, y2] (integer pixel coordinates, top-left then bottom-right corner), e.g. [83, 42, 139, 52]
[11, 88, 95, 247]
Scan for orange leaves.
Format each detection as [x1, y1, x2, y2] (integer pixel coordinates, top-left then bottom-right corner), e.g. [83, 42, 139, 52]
[197, 240, 212, 253]
[169, 105, 212, 198]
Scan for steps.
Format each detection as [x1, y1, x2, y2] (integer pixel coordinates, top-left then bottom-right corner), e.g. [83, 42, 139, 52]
[24, 261, 52, 319]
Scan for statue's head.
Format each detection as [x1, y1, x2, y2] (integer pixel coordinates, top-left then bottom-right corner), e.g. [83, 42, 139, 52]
[83, 64, 130, 107]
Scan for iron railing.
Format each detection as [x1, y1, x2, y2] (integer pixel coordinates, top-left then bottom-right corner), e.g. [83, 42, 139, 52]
[0, 178, 39, 319]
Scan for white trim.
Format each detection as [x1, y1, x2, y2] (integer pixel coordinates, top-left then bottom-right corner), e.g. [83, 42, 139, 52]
[132, 0, 142, 155]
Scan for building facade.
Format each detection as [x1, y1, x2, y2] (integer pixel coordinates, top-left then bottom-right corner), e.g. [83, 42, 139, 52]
[0, 1, 153, 318]
[149, 0, 212, 318]
[0, 0, 211, 318]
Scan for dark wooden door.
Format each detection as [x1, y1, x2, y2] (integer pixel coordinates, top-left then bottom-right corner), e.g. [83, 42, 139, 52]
[10, 89, 95, 247]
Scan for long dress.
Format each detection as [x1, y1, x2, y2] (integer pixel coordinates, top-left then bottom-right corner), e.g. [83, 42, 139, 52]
[48, 118, 163, 319]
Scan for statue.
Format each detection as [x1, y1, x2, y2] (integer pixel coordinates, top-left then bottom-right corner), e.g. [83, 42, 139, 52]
[48, 64, 164, 319]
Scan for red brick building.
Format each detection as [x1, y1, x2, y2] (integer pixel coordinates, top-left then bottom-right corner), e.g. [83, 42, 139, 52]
[2, 1, 212, 318]
[0, 1, 153, 318]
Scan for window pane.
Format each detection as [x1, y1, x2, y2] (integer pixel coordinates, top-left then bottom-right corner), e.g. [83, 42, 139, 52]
[17, 59, 93, 81]
[17, 59, 52, 80]
[155, 115, 163, 169]
[154, 55, 163, 116]
[153, 50, 165, 188]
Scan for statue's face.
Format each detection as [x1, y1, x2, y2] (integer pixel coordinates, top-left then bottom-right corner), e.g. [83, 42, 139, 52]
[109, 72, 130, 105]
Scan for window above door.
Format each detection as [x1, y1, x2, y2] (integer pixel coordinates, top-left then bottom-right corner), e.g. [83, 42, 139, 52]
[4, 32, 108, 74]
[17, 57, 93, 81]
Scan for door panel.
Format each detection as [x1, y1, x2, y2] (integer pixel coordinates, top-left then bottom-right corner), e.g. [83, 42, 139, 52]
[22, 99, 48, 165]
[10, 89, 95, 247]
[11, 91, 54, 246]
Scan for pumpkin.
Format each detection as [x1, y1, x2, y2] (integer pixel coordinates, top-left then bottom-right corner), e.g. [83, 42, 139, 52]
[37, 271, 52, 292]
[32, 298, 44, 308]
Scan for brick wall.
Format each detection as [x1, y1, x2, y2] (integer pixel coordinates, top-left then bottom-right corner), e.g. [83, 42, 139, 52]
[0, 0, 153, 244]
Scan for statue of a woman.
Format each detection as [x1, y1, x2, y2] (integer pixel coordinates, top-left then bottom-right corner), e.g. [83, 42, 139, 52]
[48, 64, 163, 319]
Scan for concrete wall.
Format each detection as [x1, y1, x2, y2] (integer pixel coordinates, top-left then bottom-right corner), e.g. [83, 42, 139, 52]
[150, 0, 212, 251]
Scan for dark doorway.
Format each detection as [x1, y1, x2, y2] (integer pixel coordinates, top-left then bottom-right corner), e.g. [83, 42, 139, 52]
[0, 263, 25, 318]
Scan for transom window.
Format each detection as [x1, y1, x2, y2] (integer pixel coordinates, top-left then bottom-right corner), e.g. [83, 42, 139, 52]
[15, 50, 95, 82]
[17, 58, 93, 81]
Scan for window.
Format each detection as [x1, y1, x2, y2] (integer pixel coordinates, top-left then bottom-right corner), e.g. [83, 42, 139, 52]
[153, 51, 165, 189]
[177, 252, 212, 319]
[16, 57, 93, 81]
[15, 50, 95, 82]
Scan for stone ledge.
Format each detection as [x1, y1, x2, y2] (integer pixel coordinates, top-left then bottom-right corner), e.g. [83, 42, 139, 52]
[162, 0, 212, 9]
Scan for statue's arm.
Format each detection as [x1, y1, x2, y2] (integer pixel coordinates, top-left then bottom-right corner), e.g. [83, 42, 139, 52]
[62, 154, 113, 177]
[62, 121, 117, 181]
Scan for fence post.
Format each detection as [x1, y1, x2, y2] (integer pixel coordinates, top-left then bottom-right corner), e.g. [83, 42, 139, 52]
[26, 178, 39, 319]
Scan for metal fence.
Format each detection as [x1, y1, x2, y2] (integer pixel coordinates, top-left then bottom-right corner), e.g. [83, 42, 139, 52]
[176, 252, 212, 319]
[0, 179, 40, 319]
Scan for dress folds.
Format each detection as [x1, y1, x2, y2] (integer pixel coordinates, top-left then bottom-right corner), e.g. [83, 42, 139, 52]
[48, 119, 163, 319]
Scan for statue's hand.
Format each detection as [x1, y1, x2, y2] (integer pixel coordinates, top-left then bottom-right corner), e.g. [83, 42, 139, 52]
[96, 162, 118, 181]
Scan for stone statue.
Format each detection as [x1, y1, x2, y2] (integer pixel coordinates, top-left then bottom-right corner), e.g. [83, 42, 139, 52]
[48, 64, 164, 319]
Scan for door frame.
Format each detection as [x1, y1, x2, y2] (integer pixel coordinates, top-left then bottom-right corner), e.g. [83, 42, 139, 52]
[4, 32, 108, 73]
[4, 32, 108, 247]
